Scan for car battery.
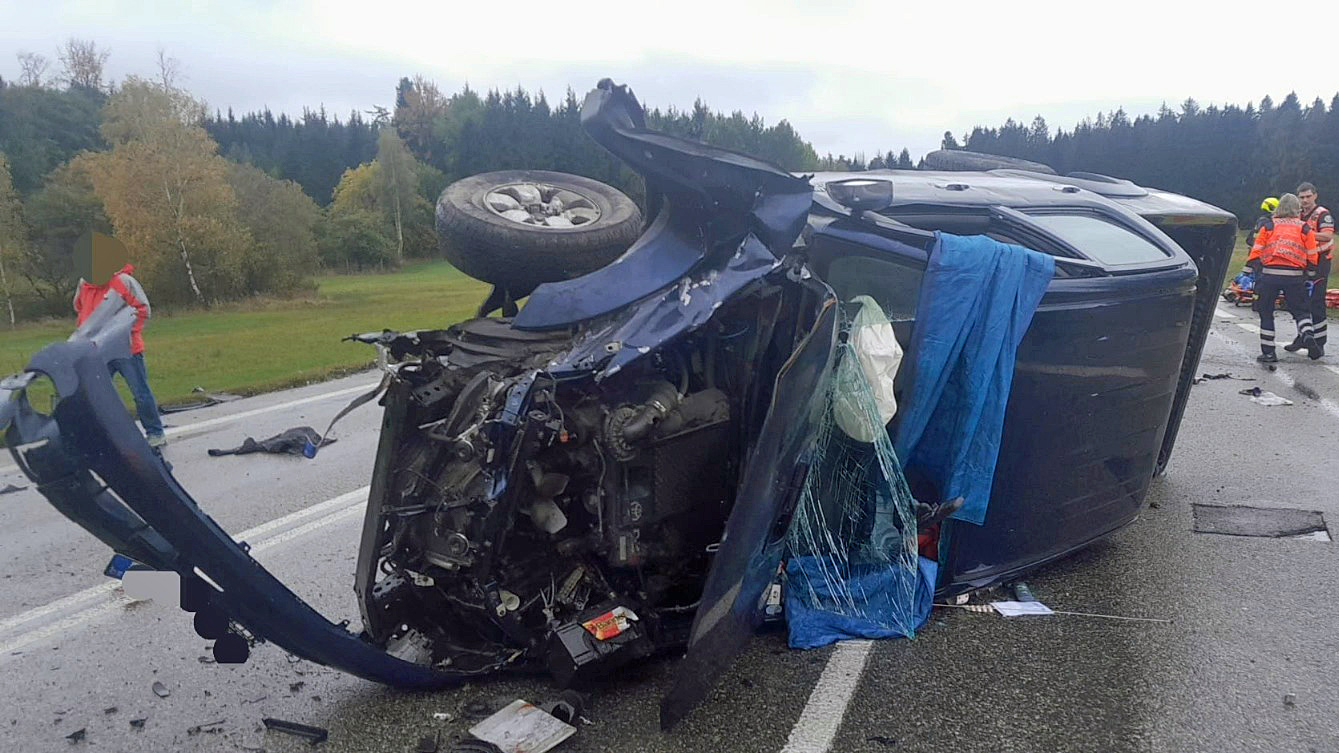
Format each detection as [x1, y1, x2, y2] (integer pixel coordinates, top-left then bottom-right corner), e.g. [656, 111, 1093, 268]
[545, 601, 654, 687]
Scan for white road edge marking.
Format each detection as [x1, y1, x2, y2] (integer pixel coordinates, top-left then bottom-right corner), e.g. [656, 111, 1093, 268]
[780, 640, 873, 753]
[1209, 329, 1339, 423]
[0, 486, 370, 658]
[0, 381, 378, 477]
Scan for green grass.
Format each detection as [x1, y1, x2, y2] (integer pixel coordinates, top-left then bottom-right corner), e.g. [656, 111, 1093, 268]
[0, 262, 489, 409]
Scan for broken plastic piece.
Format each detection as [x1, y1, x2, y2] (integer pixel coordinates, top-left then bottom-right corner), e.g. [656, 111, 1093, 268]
[151, 681, 170, 698]
[129, 718, 146, 729]
[468, 700, 576, 753]
[66, 728, 86, 742]
[416, 732, 441, 753]
[262, 717, 329, 744]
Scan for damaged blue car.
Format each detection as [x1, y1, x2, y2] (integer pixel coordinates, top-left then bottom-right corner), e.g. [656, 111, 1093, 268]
[0, 80, 1235, 728]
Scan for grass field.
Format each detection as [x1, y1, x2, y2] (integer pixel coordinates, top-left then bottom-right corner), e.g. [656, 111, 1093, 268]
[0, 262, 489, 409]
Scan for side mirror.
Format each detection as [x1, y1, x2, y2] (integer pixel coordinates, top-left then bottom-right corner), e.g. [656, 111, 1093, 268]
[825, 178, 894, 213]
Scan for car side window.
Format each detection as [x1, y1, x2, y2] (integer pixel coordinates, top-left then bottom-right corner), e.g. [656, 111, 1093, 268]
[1024, 213, 1169, 266]
[824, 255, 923, 321]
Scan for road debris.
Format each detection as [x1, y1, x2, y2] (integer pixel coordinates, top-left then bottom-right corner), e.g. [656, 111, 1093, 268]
[1193, 372, 1255, 385]
[468, 700, 576, 753]
[129, 718, 146, 729]
[1239, 386, 1293, 406]
[187, 719, 226, 735]
[991, 600, 1054, 617]
[151, 681, 170, 698]
[0, 483, 27, 496]
[432, 712, 455, 722]
[262, 717, 329, 744]
[936, 602, 1173, 623]
[1284, 693, 1297, 706]
[415, 732, 441, 752]
[65, 728, 86, 743]
[103, 707, 117, 715]
[208, 427, 334, 457]
[289, 681, 306, 693]
[867, 735, 897, 747]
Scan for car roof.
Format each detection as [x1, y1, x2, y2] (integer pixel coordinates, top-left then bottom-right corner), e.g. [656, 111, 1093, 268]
[806, 169, 1236, 224]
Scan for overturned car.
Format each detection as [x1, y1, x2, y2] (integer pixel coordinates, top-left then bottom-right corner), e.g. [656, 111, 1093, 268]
[0, 80, 1235, 727]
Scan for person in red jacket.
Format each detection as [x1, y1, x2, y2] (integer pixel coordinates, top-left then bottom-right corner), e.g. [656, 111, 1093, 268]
[1246, 193, 1321, 362]
[73, 232, 166, 447]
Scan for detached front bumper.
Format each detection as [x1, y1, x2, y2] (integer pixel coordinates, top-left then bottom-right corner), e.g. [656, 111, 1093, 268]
[1, 339, 471, 687]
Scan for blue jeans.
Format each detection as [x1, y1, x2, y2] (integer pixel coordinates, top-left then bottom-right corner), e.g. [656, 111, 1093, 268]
[108, 354, 164, 438]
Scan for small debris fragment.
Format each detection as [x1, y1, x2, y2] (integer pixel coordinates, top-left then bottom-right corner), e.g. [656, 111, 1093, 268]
[1239, 387, 1293, 406]
[151, 681, 170, 698]
[416, 732, 441, 753]
[129, 718, 147, 729]
[261, 717, 328, 744]
[0, 483, 27, 496]
[198, 655, 215, 664]
[1284, 693, 1297, 706]
[432, 712, 455, 722]
[289, 681, 305, 693]
[241, 694, 269, 705]
[867, 736, 897, 747]
[187, 719, 226, 735]
[103, 707, 118, 715]
[65, 728, 86, 743]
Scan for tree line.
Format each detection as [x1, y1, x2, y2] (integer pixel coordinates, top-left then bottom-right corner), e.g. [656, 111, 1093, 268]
[0, 43, 882, 325]
[945, 94, 1339, 227]
[8, 39, 1334, 328]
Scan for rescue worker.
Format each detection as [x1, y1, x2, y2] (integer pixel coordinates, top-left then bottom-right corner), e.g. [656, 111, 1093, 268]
[1285, 182, 1335, 351]
[1246, 193, 1321, 362]
[73, 232, 166, 447]
[1251, 197, 1280, 243]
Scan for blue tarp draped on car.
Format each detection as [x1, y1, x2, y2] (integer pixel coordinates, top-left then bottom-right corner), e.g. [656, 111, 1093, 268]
[893, 232, 1054, 525]
[784, 556, 938, 649]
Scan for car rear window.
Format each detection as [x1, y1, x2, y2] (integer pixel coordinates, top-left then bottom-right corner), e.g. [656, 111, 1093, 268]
[1025, 214, 1169, 266]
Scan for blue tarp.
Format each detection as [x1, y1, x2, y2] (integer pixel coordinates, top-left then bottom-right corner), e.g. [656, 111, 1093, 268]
[784, 556, 938, 649]
[893, 232, 1054, 525]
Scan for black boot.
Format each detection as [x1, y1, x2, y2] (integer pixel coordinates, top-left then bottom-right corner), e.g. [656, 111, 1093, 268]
[1284, 336, 1305, 352]
[1258, 351, 1279, 363]
[1308, 337, 1324, 360]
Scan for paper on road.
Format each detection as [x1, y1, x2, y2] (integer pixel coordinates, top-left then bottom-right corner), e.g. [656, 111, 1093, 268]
[991, 600, 1055, 617]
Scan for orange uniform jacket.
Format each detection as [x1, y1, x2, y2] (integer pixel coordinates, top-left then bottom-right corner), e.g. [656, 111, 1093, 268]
[73, 264, 150, 355]
[1248, 219, 1318, 276]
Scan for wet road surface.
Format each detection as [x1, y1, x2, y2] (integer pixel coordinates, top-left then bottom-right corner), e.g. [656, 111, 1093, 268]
[2, 311, 1337, 752]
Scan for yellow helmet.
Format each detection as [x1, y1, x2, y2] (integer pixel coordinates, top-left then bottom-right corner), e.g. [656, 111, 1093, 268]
[1261, 197, 1280, 213]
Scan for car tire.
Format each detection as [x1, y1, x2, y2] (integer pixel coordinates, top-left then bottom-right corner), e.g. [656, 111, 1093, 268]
[435, 170, 642, 295]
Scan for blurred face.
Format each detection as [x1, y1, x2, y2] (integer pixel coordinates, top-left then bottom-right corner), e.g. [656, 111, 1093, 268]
[1300, 189, 1318, 213]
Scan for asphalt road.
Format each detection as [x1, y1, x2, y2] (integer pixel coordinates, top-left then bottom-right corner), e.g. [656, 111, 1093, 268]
[3, 308, 1338, 753]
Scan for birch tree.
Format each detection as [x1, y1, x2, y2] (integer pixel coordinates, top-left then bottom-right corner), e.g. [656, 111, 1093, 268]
[0, 153, 24, 326]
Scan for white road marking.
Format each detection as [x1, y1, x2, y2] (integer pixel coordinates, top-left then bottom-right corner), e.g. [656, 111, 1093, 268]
[1210, 329, 1339, 423]
[0, 380, 377, 477]
[1215, 307, 1238, 319]
[1236, 322, 1261, 334]
[780, 640, 873, 753]
[0, 487, 369, 660]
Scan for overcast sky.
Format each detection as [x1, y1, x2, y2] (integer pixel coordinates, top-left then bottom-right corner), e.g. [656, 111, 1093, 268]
[6, 0, 1339, 160]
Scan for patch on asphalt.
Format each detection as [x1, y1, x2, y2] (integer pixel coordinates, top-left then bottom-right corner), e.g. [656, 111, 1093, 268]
[1192, 504, 1330, 540]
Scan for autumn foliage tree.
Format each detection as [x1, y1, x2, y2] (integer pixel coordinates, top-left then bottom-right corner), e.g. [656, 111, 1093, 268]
[83, 76, 250, 305]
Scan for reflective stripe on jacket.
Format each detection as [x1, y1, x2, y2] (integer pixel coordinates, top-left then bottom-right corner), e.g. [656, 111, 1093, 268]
[1248, 218, 1317, 274]
[1303, 205, 1335, 259]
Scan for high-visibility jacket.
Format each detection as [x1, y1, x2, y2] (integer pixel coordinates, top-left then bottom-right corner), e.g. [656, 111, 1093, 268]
[73, 264, 151, 355]
[1302, 204, 1335, 261]
[1248, 218, 1318, 276]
